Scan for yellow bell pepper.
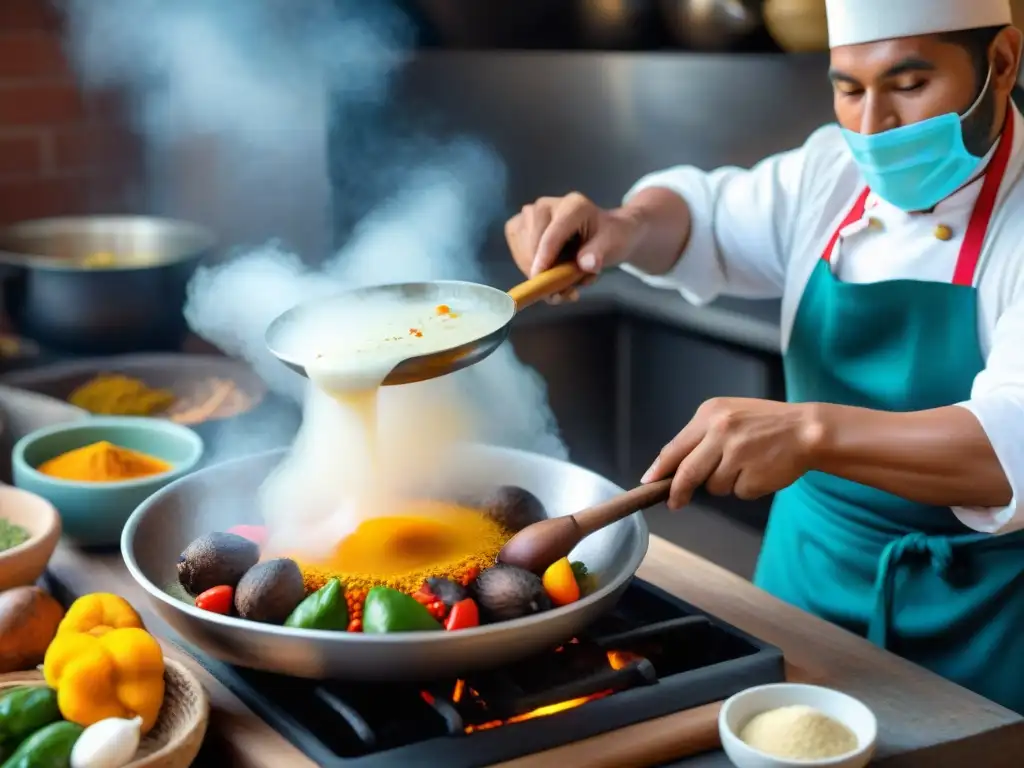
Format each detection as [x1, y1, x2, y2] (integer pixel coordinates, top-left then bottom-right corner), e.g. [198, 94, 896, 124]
[56, 593, 144, 638]
[43, 627, 165, 734]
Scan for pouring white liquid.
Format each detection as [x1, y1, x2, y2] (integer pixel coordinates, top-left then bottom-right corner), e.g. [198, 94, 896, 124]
[305, 299, 506, 464]
[260, 298, 508, 559]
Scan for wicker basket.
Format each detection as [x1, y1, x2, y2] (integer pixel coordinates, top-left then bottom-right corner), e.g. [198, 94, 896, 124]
[0, 658, 209, 768]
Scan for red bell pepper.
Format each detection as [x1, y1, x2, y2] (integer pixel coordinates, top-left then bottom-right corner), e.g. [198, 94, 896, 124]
[445, 598, 479, 631]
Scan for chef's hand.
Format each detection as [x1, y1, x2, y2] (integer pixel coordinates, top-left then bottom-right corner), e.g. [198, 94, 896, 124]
[642, 398, 821, 510]
[504, 192, 644, 303]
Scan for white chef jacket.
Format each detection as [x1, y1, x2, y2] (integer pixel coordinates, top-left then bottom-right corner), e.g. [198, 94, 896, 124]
[621, 104, 1024, 534]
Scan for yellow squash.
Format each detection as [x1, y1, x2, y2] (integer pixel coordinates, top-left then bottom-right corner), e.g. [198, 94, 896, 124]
[56, 593, 144, 638]
[43, 627, 165, 734]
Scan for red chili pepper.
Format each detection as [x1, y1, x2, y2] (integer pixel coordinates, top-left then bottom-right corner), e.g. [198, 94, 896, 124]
[195, 585, 234, 615]
[445, 598, 479, 631]
[411, 588, 434, 605]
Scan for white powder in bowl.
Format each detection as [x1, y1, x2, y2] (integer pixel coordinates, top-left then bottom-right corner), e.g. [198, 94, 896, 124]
[739, 704, 858, 760]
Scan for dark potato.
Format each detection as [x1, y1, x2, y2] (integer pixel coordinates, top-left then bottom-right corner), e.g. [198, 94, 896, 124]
[471, 564, 551, 622]
[234, 558, 305, 623]
[177, 532, 260, 595]
[479, 485, 548, 532]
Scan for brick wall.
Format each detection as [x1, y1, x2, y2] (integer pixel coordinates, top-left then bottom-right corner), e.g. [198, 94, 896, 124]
[0, 0, 144, 226]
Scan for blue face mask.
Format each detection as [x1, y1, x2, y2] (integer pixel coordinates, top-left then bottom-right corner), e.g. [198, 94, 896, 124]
[841, 67, 993, 212]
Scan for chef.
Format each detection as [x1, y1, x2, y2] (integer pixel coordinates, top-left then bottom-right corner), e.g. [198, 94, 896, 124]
[505, 0, 1024, 711]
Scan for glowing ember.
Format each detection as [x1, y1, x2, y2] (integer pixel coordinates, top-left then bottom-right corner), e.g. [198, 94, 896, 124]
[439, 648, 629, 734]
[462, 693, 612, 733]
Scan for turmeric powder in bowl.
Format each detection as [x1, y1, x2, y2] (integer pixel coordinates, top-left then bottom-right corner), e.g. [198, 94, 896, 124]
[37, 440, 172, 483]
[11, 417, 204, 546]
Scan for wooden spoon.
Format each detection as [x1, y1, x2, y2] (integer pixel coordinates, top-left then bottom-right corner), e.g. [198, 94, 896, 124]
[497, 478, 673, 573]
[506, 262, 583, 311]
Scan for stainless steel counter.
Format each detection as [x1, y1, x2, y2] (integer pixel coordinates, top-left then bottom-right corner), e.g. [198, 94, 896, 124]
[388, 50, 835, 211]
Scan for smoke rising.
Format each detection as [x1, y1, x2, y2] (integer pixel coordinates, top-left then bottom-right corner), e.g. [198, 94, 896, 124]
[60, 0, 411, 145]
[58, 0, 568, 528]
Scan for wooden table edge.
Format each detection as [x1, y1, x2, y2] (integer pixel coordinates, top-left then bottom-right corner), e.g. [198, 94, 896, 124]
[42, 535, 1024, 767]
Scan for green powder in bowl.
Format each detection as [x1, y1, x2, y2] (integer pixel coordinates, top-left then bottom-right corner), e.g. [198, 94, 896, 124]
[0, 519, 30, 552]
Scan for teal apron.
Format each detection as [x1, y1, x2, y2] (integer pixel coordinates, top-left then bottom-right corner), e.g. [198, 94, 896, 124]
[754, 113, 1024, 713]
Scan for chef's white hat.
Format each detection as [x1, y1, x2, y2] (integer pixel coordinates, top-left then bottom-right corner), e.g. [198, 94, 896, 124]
[827, 0, 1013, 48]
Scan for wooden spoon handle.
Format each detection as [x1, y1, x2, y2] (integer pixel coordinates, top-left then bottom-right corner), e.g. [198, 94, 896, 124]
[506, 235, 586, 311]
[572, 478, 673, 537]
[507, 263, 584, 311]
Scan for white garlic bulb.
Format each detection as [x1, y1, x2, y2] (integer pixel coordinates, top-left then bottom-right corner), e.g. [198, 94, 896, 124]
[70, 716, 143, 768]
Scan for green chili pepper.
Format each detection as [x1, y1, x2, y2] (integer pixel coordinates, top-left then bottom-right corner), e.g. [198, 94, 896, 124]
[0, 720, 83, 768]
[284, 578, 348, 631]
[362, 586, 441, 634]
[0, 688, 60, 747]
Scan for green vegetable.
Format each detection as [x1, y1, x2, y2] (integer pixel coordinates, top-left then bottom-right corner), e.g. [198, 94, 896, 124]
[0, 521, 29, 554]
[284, 578, 348, 630]
[362, 587, 442, 634]
[0, 688, 60, 746]
[0, 720, 83, 768]
[571, 561, 596, 595]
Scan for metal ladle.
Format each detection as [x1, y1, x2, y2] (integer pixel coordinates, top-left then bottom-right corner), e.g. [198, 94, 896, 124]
[264, 260, 583, 386]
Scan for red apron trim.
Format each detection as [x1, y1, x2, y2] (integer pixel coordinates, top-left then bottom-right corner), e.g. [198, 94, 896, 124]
[952, 110, 1015, 286]
[821, 107, 1016, 288]
[820, 188, 871, 266]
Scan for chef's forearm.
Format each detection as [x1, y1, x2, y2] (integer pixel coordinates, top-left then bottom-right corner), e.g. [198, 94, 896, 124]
[618, 187, 693, 276]
[805, 403, 1013, 508]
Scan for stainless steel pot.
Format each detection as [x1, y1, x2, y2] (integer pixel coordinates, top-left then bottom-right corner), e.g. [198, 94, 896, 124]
[0, 216, 216, 355]
[122, 446, 649, 681]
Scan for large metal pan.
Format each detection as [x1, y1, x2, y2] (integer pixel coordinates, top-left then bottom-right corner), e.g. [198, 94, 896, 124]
[121, 445, 648, 681]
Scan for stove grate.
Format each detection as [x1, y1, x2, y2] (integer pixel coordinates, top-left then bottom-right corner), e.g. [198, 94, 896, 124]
[182, 579, 784, 767]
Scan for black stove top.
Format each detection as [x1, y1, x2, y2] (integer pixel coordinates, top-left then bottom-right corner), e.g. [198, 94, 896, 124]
[183, 579, 784, 767]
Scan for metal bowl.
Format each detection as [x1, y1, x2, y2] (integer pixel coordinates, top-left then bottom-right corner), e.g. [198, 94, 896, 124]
[0, 216, 216, 355]
[122, 446, 650, 681]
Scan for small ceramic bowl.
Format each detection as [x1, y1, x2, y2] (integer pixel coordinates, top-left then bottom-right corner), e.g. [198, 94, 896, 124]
[719, 683, 877, 768]
[12, 417, 204, 547]
[0, 484, 61, 590]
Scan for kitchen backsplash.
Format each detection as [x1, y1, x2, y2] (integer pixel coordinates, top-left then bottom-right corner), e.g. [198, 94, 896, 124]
[0, 0, 144, 226]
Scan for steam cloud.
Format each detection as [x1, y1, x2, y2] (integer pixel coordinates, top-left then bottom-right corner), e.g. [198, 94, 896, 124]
[58, 0, 568, 494]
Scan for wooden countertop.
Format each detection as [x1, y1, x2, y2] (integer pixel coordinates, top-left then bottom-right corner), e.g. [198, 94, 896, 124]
[45, 536, 1024, 768]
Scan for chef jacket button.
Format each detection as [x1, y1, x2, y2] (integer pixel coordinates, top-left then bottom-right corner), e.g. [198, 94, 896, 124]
[934, 224, 954, 241]
[867, 217, 884, 231]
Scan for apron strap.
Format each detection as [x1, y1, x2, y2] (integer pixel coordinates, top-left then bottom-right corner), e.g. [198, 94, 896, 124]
[820, 188, 871, 264]
[952, 108, 1016, 287]
[869, 533, 955, 648]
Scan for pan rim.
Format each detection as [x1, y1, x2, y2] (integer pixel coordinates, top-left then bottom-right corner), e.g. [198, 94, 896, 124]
[121, 445, 649, 644]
